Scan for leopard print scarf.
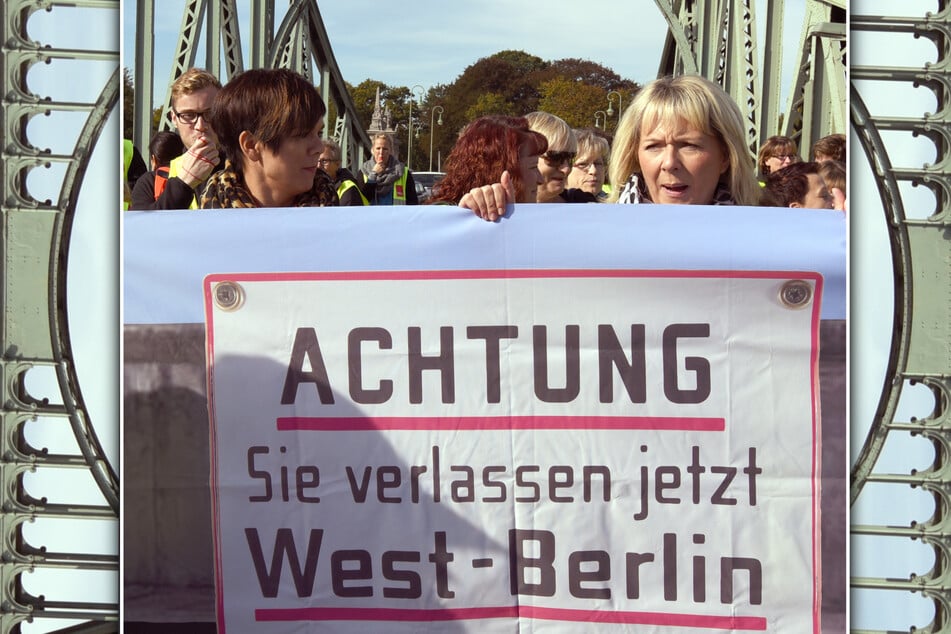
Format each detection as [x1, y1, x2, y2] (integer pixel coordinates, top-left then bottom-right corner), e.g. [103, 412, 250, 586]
[199, 160, 339, 208]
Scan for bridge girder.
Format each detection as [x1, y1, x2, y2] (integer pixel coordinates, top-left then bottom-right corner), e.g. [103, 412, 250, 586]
[132, 0, 371, 173]
[850, 2, 951, 632]
[0, 0, 119, 630]
[655, 0, 846, 155]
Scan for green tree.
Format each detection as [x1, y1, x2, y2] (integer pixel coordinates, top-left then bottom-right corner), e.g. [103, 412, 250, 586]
[123, 68, 135, 140]
[543, 58, 636, 91]
[537, 77, 610, 130]
[341, 50, 640, 170]
[492, 50, 549, 76]
[436, 51, 548, 163]
[465, 92, 516, 120]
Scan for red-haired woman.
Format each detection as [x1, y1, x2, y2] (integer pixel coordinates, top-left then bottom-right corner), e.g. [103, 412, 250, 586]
[430, 115, 546, 215]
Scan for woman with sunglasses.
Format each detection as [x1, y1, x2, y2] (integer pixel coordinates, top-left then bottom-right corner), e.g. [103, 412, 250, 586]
[199, 68, 338, 208]
[609, 75, 761, 206]
[429, 115, 546, 207]
[524, 111, 579, 203]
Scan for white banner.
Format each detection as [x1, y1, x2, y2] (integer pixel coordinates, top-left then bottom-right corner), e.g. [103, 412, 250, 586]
[205, 269, 822, 633]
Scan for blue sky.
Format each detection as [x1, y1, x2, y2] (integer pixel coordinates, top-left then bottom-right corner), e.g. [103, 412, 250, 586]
[124, 1, 671, 98]
[121, 1, 806, 107]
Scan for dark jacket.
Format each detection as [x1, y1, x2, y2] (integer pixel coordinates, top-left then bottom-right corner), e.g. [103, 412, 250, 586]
[333, 167, 368, 206]
[559, 188, 599, 203]
[129, 162, 223, 210]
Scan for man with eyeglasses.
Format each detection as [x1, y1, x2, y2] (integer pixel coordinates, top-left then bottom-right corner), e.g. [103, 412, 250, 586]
[318, 138, 368, 206]
[130, 68, 223, 210]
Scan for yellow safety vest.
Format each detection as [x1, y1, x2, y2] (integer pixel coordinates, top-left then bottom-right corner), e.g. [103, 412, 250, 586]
[123, 139, 134, 177]
[337, 179, 369, 205]
[393, 168, 409, 205]
[167, 154, 199, 209]
[123, 140, 134, 210]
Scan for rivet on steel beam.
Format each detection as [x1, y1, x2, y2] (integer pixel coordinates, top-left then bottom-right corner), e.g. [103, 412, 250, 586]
[780, 280, 813, 309]
[213, 281, 244, 312]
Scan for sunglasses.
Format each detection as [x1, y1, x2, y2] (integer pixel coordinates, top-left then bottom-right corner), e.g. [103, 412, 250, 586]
[542, 151, 575, 167]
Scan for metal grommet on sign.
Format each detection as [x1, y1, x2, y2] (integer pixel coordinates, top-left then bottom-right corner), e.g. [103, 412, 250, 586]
[780, 280, 813, 309]
[214, 281, 244, 312]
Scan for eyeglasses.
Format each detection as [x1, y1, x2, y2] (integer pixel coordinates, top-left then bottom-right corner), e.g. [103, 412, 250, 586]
[772, 154, 797, 163]
[317, 158, 339, 166]
[573, 160, 605, 171]
[542, 151, 575, 167]
[173, 108, 210, 125]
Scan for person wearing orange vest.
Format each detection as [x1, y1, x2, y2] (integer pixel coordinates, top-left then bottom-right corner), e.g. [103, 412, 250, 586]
[130, 130, 185, 204]
[356, 133, 419, 205]
[129, 68, 222, 210]
[318, 138, 368, 206]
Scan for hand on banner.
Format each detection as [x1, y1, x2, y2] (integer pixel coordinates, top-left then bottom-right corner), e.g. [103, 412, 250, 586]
[460, 170, 515, 222]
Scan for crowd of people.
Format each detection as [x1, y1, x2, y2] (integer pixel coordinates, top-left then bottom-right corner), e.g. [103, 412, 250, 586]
[125, 67, 846, 215]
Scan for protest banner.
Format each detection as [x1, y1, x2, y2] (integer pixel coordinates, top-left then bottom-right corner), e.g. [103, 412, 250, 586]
[204, 267, 823, 632]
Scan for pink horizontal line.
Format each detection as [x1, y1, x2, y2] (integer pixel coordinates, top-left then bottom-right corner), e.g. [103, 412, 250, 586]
[276, 416, 724, 432]
[254, 605, 765, 630]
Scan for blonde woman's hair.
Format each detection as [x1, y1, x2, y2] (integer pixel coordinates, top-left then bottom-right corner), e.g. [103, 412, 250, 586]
[608, 75, 761, 206]
[371, 132, 394, 150]
[525, 111, 577, 153]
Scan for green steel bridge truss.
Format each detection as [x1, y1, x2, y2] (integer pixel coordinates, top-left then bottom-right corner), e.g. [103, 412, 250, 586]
[850, 2, 951, 632]
[21, 0, 951, 631]
[0, 0, 119, 631]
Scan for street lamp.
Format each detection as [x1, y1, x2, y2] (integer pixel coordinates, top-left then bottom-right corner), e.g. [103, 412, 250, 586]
[607, 90, 622, 127]
[407, 84, 424, 171]
[429, 105, 444, 172]
[594, 110, 607, 129]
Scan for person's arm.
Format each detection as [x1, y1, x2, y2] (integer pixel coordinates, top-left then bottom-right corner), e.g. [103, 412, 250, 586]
[405, 170, 419, 205]
[356, 169, 376, 204]
[129, 170, 157, 210]
[126, 146, 148, 190]
[129, 171, 198, 210]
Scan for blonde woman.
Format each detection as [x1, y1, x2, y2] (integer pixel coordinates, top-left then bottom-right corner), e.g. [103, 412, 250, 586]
[609, 75, 761, 206]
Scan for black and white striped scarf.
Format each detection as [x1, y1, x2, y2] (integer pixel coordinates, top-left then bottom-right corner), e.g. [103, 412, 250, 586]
[617, 173, 736, 205]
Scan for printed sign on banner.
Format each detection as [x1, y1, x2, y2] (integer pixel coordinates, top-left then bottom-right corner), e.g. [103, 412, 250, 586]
[204, 269, 822, 633]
